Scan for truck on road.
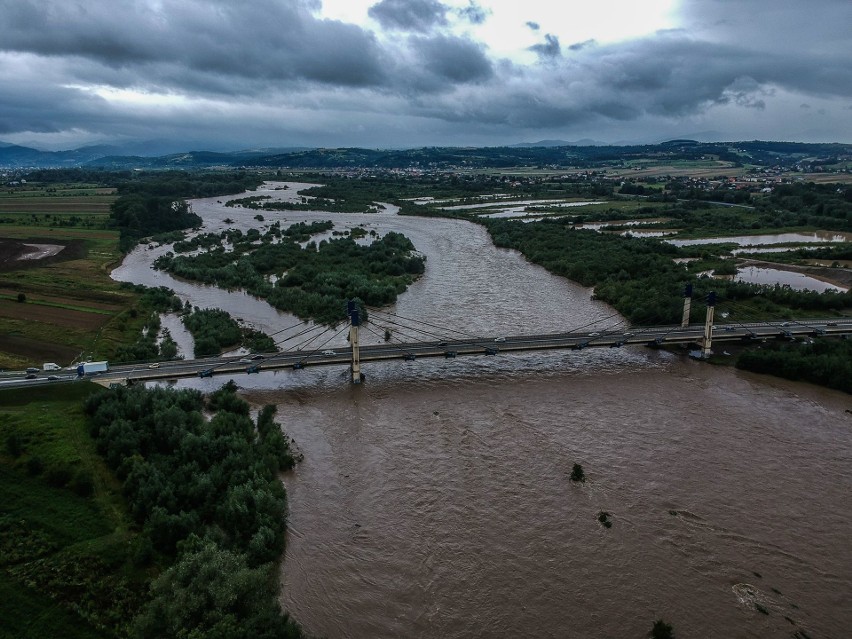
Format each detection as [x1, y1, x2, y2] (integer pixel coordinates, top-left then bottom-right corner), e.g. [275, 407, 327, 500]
[77, 361, 109, 376]
[43, 362, 61, 371]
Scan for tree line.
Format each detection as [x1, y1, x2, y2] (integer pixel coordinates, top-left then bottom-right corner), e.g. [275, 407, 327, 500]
[109, 171, 265, 251]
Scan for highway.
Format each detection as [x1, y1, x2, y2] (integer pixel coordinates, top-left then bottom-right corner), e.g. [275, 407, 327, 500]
[2, 318, 849, 388]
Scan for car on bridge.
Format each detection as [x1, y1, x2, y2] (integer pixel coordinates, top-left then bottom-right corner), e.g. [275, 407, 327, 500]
[322, 350, 336, 356]
[494, 337, 506, 343]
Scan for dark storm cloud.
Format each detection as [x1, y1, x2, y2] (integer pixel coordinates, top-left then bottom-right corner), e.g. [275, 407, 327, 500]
[409, 35, 494, 84]
[0, 0, 388, 89]
[0, 81, 104, 134]
[529, 34, 561, 59]
[368, 0, 449, 32]
[1, 0, 851, 148]
[400, 26, 852, 134]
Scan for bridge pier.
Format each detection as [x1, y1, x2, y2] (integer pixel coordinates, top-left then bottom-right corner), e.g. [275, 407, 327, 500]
[681, 283, 693, 328]
[702, 291, 716, 358]
[348, 301, 362, 384]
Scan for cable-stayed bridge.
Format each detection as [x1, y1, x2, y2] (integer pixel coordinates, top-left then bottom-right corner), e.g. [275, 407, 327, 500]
[96, 312, 849, 386]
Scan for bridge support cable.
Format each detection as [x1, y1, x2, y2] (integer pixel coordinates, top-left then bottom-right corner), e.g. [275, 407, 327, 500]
[367, 305, 630, 346]
[556, 311, 628, 340]
[364, 311, 458, 344]
[367, 312, 494, 353]
[725, 298, 826, 335]
[273, 324, 347, 369]
[359, 322, 417, 359]
[362, 318, 441, 349]
[365, 309, 498, 351]
[272, 324, 336, 358]
[266, 318, 313, 340]
[365, 307, 486, 343]
[702, 291, 716, 358]
[718, 301, 776, 337]
[722, 301, 805, 339]
[308, 324, 351, 355]
[681, 283, 693, 328]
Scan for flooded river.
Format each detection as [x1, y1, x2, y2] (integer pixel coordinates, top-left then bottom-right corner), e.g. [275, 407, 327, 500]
[113, 184, 852, 639]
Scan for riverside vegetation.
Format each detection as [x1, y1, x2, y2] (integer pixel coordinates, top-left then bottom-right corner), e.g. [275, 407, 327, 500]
[0, 381, 305, 638]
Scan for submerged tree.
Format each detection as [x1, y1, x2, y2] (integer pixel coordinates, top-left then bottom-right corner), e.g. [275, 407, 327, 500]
[651, 618, 675, 639]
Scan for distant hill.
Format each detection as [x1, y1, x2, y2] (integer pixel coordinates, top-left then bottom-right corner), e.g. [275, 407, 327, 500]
[1, 139, 850, 171]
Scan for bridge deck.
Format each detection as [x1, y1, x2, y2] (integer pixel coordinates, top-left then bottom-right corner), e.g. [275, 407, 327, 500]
[87, 319, 851, 385]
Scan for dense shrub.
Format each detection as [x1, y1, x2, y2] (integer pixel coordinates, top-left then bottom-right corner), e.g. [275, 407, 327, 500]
[84, 383, 303, 637]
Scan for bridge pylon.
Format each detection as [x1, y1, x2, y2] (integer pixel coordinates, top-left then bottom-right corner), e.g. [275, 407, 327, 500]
[348, 301, 362, 384]
[702, 291, 716, 358]
[681, 283, 693, 328]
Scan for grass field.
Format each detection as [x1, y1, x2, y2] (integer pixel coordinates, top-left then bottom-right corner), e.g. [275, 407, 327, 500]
[0, 382, 138, 638]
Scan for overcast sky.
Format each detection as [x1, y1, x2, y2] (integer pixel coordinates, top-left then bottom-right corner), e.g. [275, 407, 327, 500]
[1, 0, 850, 151]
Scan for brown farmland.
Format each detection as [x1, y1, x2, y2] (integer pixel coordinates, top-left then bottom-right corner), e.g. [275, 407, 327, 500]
[0, 332, 80, 365]
[0, 298, 113, 330]
[0, 196, 114, 214]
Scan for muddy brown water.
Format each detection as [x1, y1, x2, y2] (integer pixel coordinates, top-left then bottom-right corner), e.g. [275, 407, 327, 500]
[115, 184, 852, 638]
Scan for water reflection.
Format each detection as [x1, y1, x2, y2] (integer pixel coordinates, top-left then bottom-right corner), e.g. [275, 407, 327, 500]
[668, 231, 852, 247]
[735, 266, 847, 292]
